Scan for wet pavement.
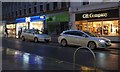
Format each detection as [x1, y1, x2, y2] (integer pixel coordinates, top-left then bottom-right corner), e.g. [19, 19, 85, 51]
[2, 48, 104, 72]
[111, 43, 120, 49]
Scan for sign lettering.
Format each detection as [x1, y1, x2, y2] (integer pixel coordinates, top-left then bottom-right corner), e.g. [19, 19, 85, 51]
[82, 13, 107, 18]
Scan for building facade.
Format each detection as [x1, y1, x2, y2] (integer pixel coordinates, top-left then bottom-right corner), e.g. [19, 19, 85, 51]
[69, 1, 120, 41]
[2, 2, 70, 37]
[2, 1, 120, 41]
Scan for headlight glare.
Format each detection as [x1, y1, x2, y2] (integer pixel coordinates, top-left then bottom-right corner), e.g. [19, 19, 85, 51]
[99, 40, 105, 43]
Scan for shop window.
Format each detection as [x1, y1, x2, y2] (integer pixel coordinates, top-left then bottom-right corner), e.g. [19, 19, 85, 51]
[30, 21, 43, 30]
[6, 24, 16, 37]
[103, 20, 118, 36]
[76, 20, 119, 36]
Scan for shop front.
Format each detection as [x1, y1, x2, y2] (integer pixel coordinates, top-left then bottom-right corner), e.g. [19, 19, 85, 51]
[16, 17, 28, 38]
[75, 9, 120, 36]
[16, 15, 46, 38]
[30, 15, 46, 30]
[6, 24, 16, 37]
[46, 12, 69, 35]
[4, 20, 16, 38]
[75, 9, 120, 41]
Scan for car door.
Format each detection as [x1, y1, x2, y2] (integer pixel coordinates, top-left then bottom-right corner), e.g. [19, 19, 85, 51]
[63, 31, 74, 44]
[24, 30, 33, 40]
[64, 31, 79, 45]
[28, 30, 35, 40]
[66, 31, 82, 46]
[23, 30, 31, 40]
[75, 31, 89, 46]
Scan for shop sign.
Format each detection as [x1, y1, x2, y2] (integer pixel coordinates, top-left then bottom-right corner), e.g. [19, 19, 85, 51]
[25, 17, 31, 22]
[16, 15, 46, 23]
[46, 12, 69, 22]
[16, 18, 26, 23]
[76, 9, 119, 21]
[30, 15, 46, 22]
[82, 13, 108, 19]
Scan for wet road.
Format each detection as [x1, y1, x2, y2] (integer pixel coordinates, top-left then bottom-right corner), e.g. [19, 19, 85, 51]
[2, 37, 120, 71]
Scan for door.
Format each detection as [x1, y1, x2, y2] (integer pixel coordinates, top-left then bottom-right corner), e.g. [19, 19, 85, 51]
[64, 31, 79, 45]
[24, 29, 34, 40]
[76, 32, 88, 46]
[28, 30, 35, 40]
[72, 31, 89, 46]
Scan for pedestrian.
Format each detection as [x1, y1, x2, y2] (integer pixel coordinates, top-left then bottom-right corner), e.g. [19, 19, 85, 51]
[5, 28, 8, 38]
[18, 28, 22, 38]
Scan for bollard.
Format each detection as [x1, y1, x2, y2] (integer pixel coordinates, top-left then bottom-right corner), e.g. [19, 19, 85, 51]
[73, 47, 96, 72]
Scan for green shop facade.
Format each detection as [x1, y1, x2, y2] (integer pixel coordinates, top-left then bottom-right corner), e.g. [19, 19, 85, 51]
[46, 12, 69, 35]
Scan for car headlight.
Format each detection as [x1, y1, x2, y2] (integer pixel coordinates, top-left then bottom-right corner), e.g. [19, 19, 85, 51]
[99, 40, 105, 43]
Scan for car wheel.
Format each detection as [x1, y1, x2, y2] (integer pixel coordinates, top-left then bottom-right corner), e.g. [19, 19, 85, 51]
[87, 42, 96, 49]
[61, 39, 67, 47]
[34, 38, 38, 43]
[21, 36, 25, 41]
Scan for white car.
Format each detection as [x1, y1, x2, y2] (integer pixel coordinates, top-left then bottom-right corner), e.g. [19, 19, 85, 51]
[58, 30, 111, 49]
[21, 29, 51, 43]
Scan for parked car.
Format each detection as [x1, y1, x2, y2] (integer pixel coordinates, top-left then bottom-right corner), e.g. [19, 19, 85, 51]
[58, 30, 111, 49]
[21, 29, 51, 43]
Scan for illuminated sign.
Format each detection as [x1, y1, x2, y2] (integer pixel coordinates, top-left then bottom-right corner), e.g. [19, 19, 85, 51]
[16, 18, 26, 23]
[30, 15, 46, 22]
[82, 13, 108, 19]
[16, 15, 46, 23]
[75, 9, 119, 21]
[25, 17, 31, 22]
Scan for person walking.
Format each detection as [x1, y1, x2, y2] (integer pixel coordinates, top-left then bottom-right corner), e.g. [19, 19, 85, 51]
[5, 28, 8, 38]
[18, 28, 22, 38]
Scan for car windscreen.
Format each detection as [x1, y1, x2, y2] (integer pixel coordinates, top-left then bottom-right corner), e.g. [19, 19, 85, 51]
[84, 31, 97, 37]
[33, 30, 42, 34]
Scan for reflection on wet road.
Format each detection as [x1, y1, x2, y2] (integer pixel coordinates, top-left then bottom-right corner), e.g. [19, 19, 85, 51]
[2, 48, 44, 70]
[2, 48, 104, 71]
[111, 43, 120, 49]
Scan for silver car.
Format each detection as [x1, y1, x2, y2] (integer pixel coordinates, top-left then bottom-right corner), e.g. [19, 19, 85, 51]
[21, 29, 51, 43]
[58, 30, 111, 49]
